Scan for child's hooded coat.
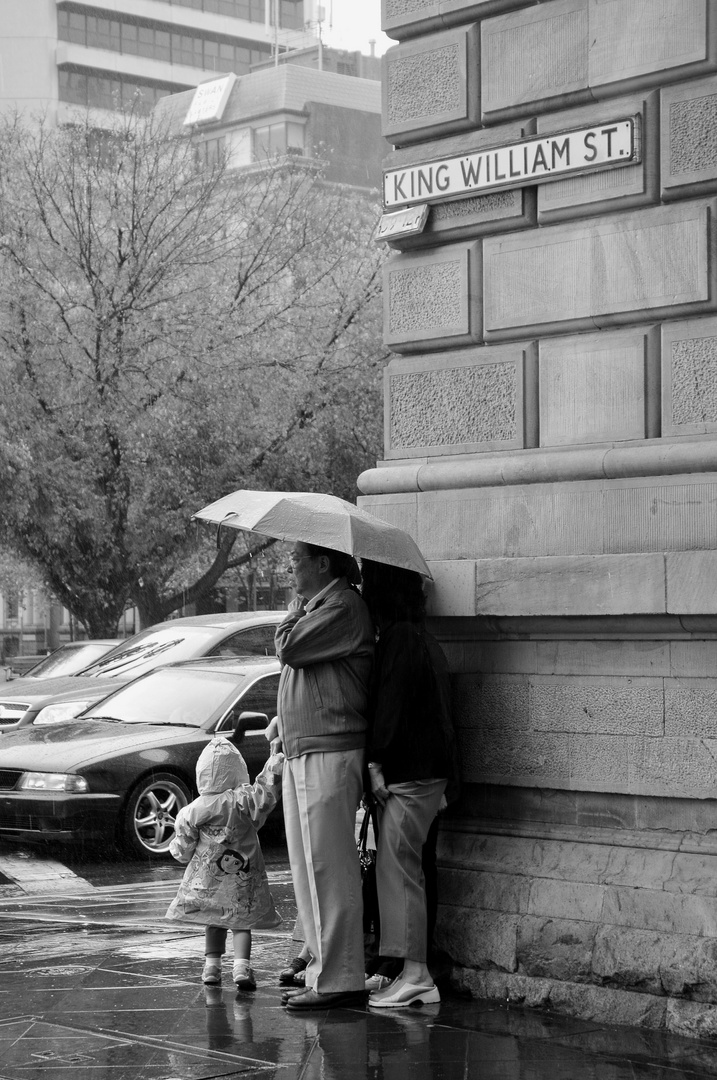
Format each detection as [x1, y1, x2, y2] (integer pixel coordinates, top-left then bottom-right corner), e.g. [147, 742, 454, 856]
[165, 737, 282, 930]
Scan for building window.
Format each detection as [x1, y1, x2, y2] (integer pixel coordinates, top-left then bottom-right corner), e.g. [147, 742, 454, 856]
[59, 69, 182, 113]
[279, 1, 304, 31]
[99, 0, 302, 26]
[196, 136, 226, 166]
[253, 122, 304, 161]
[57, 8, 270, 75]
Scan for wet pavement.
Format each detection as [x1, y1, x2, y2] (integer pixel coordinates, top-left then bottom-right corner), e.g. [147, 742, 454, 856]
[2, 858, 717, 1078]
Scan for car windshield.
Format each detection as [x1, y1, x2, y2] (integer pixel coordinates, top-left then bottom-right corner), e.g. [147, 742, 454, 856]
[78, 626, 226, 679]
[81, 668, 247, 726]
[22, 643, 117, 679]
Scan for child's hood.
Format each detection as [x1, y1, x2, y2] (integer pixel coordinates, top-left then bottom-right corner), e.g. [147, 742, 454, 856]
[196, 737, 250, 794]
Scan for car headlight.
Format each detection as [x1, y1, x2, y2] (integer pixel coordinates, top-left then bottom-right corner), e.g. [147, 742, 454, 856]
[17, 772, 89, 793]
[33, 701, 93, 726]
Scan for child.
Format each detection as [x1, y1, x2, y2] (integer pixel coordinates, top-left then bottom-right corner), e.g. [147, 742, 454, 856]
[166, 735, 285, 990]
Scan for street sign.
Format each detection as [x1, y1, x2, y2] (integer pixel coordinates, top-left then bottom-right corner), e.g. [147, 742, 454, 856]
[383, 118, 639, 209]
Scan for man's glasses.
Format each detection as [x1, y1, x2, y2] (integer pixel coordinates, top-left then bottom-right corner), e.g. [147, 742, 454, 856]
[286, 552, 315, 569]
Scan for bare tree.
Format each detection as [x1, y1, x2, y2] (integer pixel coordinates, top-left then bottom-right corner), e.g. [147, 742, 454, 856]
[0, 107, 385, 633]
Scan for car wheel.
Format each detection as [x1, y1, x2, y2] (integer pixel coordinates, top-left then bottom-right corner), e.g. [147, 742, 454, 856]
[121, 772, 191, 859]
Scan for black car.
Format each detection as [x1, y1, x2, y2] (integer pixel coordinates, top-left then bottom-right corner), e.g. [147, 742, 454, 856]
[0, 656, 281, 858]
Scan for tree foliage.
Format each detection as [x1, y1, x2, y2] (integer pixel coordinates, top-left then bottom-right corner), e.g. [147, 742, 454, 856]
[0, 108, 386, 633]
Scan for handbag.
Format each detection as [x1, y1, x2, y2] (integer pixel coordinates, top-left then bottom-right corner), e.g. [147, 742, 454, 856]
[357, 803, 380, 940]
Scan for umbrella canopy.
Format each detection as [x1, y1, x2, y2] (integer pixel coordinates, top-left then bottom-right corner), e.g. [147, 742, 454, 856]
[193, 490, 432, 578]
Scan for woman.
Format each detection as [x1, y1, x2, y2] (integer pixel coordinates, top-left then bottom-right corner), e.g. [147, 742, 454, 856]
[360, 560, 459, 1008]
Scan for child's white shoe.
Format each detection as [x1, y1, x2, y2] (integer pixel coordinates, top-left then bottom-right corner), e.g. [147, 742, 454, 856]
[202, 959, 222, 985]
[233, 960, 256, 991]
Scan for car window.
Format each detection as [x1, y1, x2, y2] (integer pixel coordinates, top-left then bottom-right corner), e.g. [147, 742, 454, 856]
[208, 626, 277, 659]
[83, 668, 247, 726]
[79, 627, 219, 678]
[216, 673, 280, 732]
[22, 642, 118, 679]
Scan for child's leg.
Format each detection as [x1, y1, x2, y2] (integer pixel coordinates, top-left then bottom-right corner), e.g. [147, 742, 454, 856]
[232, 929, 251, 961]
[205, 926, 228, 957]
[232, 930, 256, 991]
[202, 927, 227, 984]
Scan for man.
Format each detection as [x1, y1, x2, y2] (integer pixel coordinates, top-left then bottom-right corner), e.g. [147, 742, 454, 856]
[267, 541, 374, 1010]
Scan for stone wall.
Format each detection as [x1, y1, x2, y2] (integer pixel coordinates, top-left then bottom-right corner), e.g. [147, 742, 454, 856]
[359, 0, 717, 1037]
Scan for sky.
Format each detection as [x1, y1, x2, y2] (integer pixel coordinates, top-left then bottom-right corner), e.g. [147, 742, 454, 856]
[318, 1, 392, 56]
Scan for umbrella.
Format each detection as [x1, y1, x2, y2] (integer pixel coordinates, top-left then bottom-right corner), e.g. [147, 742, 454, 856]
[193, 490, 432, 578]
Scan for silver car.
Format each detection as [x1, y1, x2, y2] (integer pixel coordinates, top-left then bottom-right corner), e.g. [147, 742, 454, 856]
[0, 611, 284, 732]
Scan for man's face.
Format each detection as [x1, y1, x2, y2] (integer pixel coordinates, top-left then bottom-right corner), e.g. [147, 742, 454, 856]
[287, 542, 323, 600]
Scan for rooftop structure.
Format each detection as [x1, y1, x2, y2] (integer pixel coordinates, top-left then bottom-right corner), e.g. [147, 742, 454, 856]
[155, 64, 383, 190]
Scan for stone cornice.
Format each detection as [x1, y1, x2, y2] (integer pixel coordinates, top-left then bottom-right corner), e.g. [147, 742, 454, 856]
[357, 435, 717, 494]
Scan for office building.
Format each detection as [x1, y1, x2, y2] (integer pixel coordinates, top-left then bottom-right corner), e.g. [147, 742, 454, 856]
[1, 0, 319, 123]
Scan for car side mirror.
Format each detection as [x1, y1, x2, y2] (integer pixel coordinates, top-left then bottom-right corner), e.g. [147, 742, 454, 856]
[233, 711, 269, 736]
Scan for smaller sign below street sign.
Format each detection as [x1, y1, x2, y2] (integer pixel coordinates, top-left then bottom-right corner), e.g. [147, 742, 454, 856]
[375, 203, 430, 243]
[383, 118, 639, 209]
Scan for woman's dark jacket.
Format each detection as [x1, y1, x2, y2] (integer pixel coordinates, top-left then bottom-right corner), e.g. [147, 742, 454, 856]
[367, 621, 459, 794]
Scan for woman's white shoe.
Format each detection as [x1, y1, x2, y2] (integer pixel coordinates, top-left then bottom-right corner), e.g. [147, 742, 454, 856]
[368, 977, 440, 1008]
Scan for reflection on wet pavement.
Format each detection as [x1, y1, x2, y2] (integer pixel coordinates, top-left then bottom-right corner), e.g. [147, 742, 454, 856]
[2, 876, 717, 1078]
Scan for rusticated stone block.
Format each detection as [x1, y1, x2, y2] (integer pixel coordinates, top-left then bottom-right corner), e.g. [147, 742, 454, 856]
[537, 94, 658, 222]
[517, 915, 596, 981]
[452, 672, 531, 731]
[435, 906, 518, 971]
[481, 0, 713, 122]
[474, 553, 666, 616]
[601, 884, 717, 937]
[665, 678, 717, 737]
[382, 25, 479, 144]
[670, 640, 717, 678]
[666, 851, 717, 898]
[536, 640, 670, 678]
[592, 926, 717, 999]
[409, 475, 717, 567]
[481, 0, 591, 120]
[530, 676, 664, 736]
[662, 317, 717, 436]
[528, 878, 605, 923]
[484, 202, 716, 339]
[386, 342, 536, 458]
[426, 560, 477, 616]
[628, 736, 717, 797]
[666, 551, 717, 614]
[568, 733, 632, 788]
[661, 76, 717, 199]
[479, 730, 572, 786]
[456, 967, 669, 1030]
[440, 866, 531, 913]
[588, 0, 711, 89]
[382, 0, 534, 38]
[384, 242, 481, 351]
[539, 328, 658, 446]
[666, 1000, 717, 1040]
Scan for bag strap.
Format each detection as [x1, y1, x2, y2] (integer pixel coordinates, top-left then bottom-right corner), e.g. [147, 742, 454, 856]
[357, 803, 380, 854]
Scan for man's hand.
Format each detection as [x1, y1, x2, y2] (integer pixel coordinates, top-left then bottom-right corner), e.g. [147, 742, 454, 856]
[288, 595, 307, 614]
[265, 716, 282, 754]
